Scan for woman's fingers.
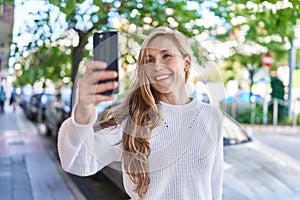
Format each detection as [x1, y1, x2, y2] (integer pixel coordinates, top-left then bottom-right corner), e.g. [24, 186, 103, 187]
[80, 73, 118, 95]
[85, 61, 107, 73]
[78, 61, 118, 105]
[89, 71, 118, 85]
[94, 81, 118, 95]
[81, 81, 117, 104]
[74, 61, 118, 124]
[83, 61, 118, 85]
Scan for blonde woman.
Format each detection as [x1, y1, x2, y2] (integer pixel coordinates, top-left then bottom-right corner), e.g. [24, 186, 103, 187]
[58, 27, 224, 200]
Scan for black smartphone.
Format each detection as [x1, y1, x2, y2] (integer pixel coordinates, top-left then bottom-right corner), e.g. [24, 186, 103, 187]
[93, 31, 119, 95]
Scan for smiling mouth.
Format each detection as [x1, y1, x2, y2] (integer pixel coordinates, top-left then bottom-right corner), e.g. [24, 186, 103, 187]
[154, 74, 171, 81]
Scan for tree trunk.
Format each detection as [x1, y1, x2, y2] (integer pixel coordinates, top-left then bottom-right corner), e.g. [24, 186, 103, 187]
[70, 30, 88, 111]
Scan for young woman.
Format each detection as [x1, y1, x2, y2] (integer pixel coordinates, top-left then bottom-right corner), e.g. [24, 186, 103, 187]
[58, 27, 224, 200]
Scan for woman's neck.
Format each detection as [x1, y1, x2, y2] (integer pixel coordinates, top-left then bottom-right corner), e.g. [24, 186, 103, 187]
[160, 93, 191, 105]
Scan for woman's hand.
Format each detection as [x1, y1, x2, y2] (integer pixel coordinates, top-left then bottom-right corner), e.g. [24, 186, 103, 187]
[74, 61, 118, 124]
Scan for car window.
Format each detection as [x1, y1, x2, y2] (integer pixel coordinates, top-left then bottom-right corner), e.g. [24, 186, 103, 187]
[41, 94, 53, 107]
[61, 86, 72, 106]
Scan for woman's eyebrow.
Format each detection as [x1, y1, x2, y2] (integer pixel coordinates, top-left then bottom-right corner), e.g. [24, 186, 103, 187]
[144, 49, 173, 58]
[160, 49, 172, 53]
[150, 49, 172, 55]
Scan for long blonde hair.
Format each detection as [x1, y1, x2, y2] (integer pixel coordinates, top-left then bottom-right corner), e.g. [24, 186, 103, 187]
[97, 27, 193, 198]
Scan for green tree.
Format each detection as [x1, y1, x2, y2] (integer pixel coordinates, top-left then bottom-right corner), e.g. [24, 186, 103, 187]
[13, 43, 72, 87]
[209, 0, 300, 81]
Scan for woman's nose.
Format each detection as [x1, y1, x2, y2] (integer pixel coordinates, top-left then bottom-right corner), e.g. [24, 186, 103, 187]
[153, 62, 164, 71]
[153, 58, 164, 69]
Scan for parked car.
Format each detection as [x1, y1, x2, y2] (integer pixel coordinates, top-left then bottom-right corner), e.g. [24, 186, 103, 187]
[24, 93, 53, 122]
[99, 113, 300, 199]
[19, 86, 33, 117]
[44, 87, 117, 137]
[44, 93, 71, 136]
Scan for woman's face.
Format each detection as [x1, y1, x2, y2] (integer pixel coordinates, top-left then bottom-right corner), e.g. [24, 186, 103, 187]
[141, 36, 190, 95]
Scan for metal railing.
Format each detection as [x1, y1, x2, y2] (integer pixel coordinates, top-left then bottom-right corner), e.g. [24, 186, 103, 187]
[222, 98, 300, 126]
[265, 98, 288, 125]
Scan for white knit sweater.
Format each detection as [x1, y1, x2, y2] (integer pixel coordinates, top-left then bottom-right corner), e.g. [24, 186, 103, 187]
[58, 98, 224, 200]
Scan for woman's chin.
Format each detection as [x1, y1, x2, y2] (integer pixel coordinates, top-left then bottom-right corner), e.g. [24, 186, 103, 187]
[153, 86, 172, 94]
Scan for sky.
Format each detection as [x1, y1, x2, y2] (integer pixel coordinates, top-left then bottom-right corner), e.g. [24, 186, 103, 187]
[10, 0, 46, 66]
[13, 0, 45, 47]
[10, 0, 68, 66]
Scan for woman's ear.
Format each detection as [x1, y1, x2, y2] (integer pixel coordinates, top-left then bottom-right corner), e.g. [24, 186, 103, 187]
[184, 55, 191, 82]
[184, 55, 191, 71]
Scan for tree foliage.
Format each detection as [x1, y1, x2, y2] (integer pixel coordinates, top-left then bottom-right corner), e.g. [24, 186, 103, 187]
[209, 0, 300, 82]
[13, 43, 72, 87]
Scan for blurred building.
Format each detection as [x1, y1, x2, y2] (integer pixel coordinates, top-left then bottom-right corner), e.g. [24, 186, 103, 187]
[0, 2, 14, 82]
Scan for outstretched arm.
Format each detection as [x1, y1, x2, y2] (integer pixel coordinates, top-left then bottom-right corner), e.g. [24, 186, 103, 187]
[57, 107, 122, 176]
[57, 60, 120, 176]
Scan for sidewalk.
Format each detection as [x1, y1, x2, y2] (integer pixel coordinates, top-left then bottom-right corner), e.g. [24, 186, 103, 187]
[0, 106, 86, 200]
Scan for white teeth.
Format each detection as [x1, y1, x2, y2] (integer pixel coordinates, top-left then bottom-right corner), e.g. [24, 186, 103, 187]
[155, 75, 171, 81]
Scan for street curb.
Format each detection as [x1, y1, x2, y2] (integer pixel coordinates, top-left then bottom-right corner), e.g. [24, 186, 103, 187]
[48, 149, 87, 200]
[242, 124, 300, 134]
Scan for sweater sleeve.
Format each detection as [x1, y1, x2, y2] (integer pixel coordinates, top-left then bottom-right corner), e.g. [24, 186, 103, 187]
[211, 110, 224, 200]
[57, 106, 122, 176]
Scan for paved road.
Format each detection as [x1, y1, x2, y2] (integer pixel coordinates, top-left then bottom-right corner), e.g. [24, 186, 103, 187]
[252, 127, 300, 162]
[244, 125, 300, 161]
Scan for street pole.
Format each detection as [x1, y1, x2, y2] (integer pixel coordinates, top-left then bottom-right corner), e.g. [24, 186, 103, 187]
[263, 99, 268, 124]
[288, 39, 296, 117]
[249, 66, 255, 124]
[273, 98, 278, 125]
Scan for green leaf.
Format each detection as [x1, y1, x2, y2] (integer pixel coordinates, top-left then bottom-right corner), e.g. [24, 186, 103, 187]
[93, 0, 103, 7]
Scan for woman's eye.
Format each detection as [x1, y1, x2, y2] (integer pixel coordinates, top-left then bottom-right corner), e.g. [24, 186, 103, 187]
[163, 54, 172, 59]
[145, 58, 153, 63]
